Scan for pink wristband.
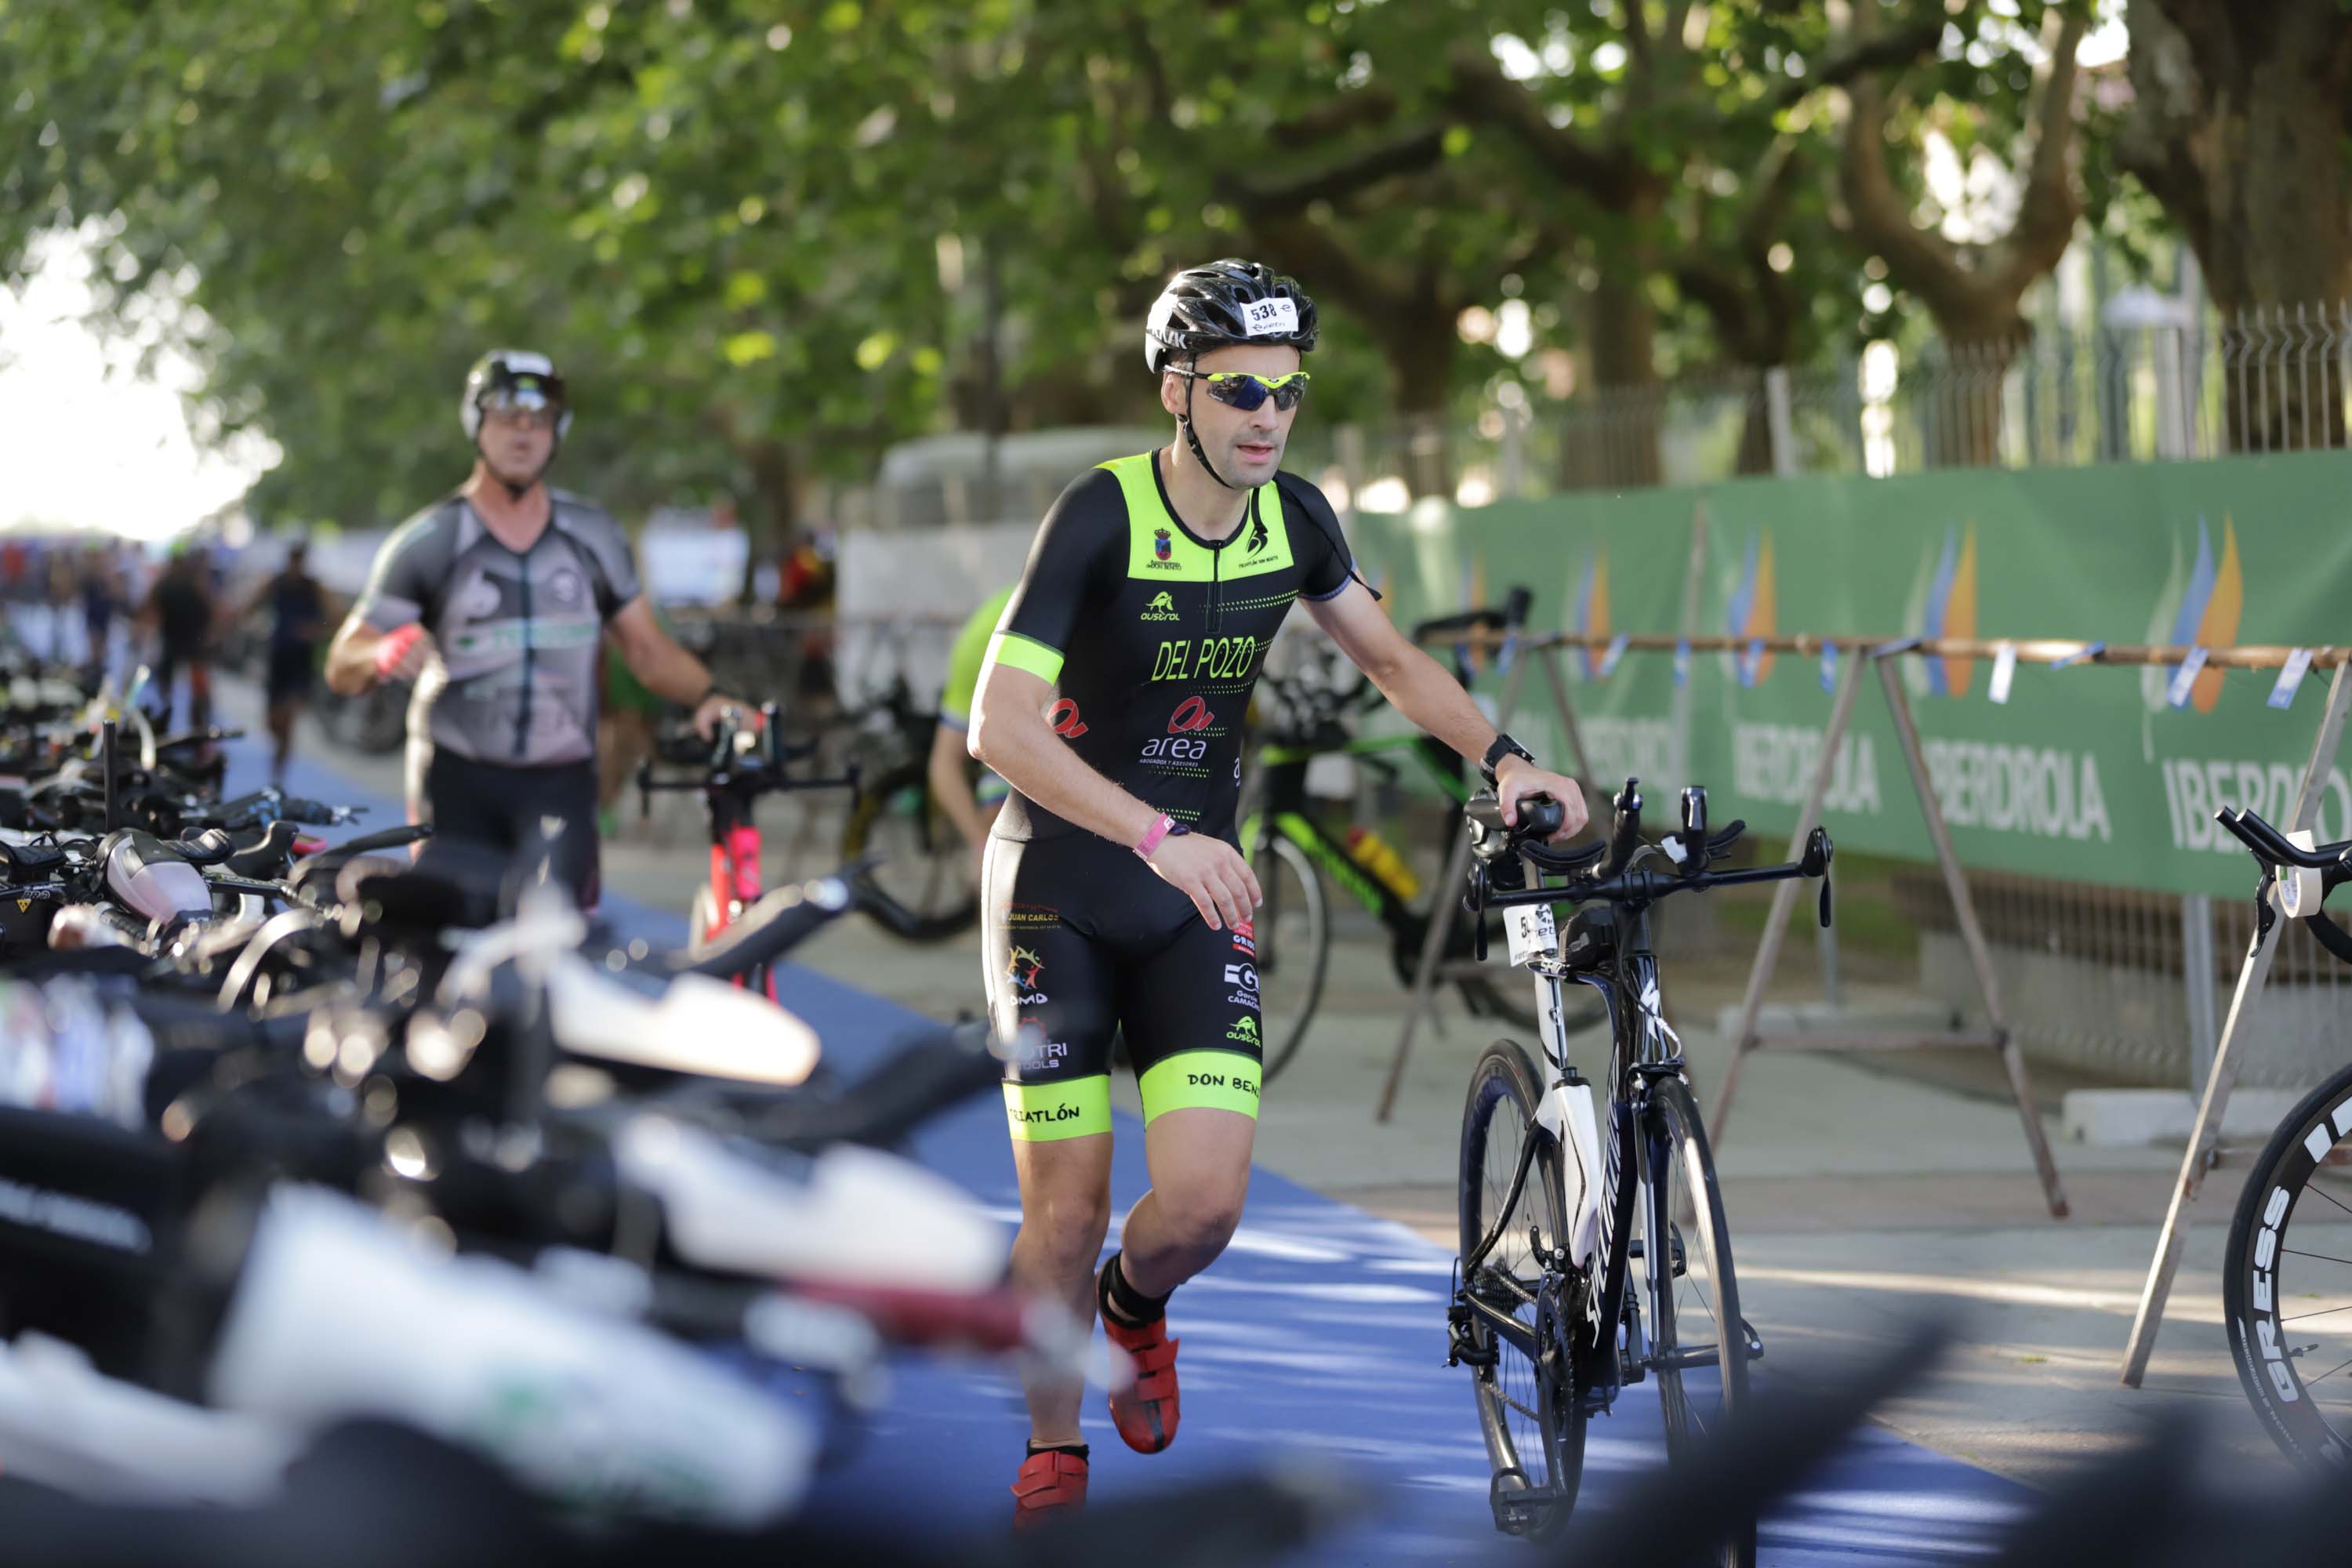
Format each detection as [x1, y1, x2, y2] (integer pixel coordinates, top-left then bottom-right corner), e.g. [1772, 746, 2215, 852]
[1134, 813, 1178, 861]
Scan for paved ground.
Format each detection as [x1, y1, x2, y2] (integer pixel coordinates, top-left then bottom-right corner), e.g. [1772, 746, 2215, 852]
[230, 677, 2299, 1511]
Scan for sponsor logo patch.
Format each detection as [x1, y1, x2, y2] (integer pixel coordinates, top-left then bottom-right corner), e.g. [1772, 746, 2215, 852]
[1141, 590, 1181, 622]
[1007, 946, 1048, 1005]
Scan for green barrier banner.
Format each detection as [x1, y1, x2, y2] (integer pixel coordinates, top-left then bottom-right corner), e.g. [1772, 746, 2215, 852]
[1348, 452, 2352, 898]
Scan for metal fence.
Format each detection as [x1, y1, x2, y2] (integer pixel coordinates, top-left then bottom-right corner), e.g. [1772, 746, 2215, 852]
[1302, 301, 2352, 508]
[1302, 303, 2352, 1095]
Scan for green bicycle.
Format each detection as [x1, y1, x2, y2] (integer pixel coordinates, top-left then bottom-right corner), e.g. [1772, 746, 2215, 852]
[1240, 652, 1604, 1086]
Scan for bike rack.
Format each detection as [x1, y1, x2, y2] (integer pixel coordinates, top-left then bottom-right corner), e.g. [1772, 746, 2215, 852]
[1700, 637, 2069, 1221]
[2120, 655, 2352, 1386]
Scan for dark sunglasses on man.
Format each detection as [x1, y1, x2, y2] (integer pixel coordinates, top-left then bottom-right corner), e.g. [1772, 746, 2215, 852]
[1171, 368, 1312, 412]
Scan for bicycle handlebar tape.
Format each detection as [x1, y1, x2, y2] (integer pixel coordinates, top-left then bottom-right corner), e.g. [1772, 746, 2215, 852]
[1515, 793, 1565, 840]
[373, 622, 424, 679]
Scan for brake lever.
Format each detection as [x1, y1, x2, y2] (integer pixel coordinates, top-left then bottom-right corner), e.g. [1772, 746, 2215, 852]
[1802, 826, 1835, 927]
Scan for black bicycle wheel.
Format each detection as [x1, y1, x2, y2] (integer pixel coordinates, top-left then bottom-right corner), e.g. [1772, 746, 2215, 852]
[1249, 832, 1327, 1085]
[839, 764, 978, 942]
[1459, 1040, 1584, 1540]
[2224, 1059, 2352, 1473]
[1635, 1075, 1755, 1567]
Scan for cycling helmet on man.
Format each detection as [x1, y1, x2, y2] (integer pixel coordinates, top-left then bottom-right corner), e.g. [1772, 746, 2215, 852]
[1143, 260, 1319, 373]
[1143, 260, 1319, 490]
[461, 349, 572, 496]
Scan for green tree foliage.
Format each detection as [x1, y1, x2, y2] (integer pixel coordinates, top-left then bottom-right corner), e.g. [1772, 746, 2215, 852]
[0, 0, 2222, 525]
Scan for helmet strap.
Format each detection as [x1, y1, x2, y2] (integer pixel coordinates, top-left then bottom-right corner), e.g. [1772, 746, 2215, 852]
[1178, 376, 1242, 492]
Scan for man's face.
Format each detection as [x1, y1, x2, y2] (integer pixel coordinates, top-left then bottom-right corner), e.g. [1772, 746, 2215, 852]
[480, 401, 557, 488]
[1160, 343, 1304, 488]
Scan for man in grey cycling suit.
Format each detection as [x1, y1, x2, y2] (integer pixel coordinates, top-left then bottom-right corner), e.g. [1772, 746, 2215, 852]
[325, 349, 748, 905]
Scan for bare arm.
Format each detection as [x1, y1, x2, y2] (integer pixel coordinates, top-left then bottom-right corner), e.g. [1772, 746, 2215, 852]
[324, 612, 400, 695]
[1306, 583, 1588, 838]
[928, 724, 991, 855]
[608, 597, 718, 706]
[967, 664, 1160, 848]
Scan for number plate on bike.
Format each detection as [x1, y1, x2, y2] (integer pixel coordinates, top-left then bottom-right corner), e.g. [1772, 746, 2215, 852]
[1504, 903, 1557, 967]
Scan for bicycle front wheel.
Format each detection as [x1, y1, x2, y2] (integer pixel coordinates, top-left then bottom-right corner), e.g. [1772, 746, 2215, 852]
[1249, 832, 1327, 1085]
[2225, 1060, 2352, 1472]
[1459, 1040, 1584, 1539]
[1635, 1075, 1754, 1566]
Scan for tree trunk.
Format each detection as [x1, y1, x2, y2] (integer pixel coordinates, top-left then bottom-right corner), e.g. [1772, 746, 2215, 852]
[1911, 319, 2027, 469]
[1561, 184, 1665, 491]
[1387, 303, 1459, 502]
[2121, 0, 2352, 452]
[1733, 375, 1775, 477]
[741, 437, 799, 603]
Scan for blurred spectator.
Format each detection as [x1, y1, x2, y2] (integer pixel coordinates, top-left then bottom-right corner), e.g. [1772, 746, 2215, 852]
[139, 546, 219, 731]
[775, 529, 837, 699]
[79, 542, 123, 679]
[236, 539, 330, 788]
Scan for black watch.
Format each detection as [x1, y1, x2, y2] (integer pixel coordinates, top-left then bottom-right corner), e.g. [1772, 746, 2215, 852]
[1479, 732, 1537, 788]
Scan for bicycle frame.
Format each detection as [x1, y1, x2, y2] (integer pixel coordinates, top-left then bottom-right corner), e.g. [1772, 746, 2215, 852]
[1241, 727, 1467, 931]
[1457, 898, 1688, 1418]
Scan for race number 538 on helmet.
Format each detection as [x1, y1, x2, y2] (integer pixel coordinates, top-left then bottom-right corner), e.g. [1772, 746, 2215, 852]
[460, 349, 573, 444]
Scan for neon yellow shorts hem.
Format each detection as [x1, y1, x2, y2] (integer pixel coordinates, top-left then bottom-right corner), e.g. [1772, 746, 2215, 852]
[1138, 1051, 1262, 1123]
[1003, 1075, 1112, 1142]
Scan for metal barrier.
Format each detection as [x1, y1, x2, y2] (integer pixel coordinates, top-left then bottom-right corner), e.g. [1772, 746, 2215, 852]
[1385, 626, 2352, 1221]
[2121, 662, 2352, 1386]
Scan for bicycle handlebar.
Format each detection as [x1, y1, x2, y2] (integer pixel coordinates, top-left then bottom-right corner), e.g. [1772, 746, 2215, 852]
[1463, 777, 1833, 939]
[2216, 806, 2352, 872]
[1409, 587, 1534, 644]
[665, 873, 858, 982]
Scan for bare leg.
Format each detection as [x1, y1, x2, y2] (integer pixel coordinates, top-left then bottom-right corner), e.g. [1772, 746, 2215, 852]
[1009, 1132, 1114, 1446]
[1117, 1108, 1256, 1299]
[267, 697, 297, 784]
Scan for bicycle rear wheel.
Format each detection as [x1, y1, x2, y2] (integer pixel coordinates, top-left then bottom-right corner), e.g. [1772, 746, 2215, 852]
[1634, 1075, 1754, 1567]
[840, 764, 977, 942]
[1458, 1040, 1584, 1540]
[2224, 1059, 2352, 1472]
[1247, 832, 1326, 1085]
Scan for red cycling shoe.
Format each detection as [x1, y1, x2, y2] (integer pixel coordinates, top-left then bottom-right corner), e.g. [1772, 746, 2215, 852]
[1011, 1449, 1089, 1530]
[1102, 1308, 1181, 1454]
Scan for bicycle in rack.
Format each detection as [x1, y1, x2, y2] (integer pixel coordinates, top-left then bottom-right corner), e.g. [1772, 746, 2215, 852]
[826, 673, 980, 942]
[2212, 804, 2352, 1473]
[1239, 598, 1600, 1085]
[637, 702, 858, 1002]
[1446, 777, 1834, 1563]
